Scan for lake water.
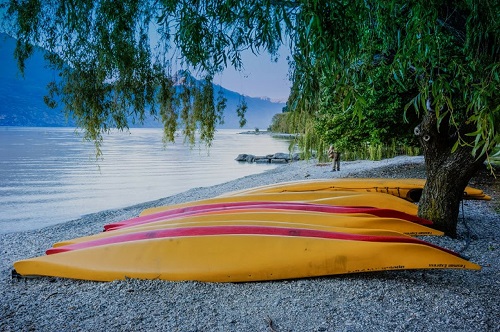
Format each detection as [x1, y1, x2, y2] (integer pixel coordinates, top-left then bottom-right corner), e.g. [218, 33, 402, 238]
[0, 127, 294, 233]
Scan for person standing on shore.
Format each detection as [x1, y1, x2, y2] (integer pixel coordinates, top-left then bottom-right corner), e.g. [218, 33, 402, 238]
[328, 145, 341, 171]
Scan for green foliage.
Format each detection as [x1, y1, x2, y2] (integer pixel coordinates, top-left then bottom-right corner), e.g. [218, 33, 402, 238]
[315, 60, 420, 156]
[6, 0, 499, 237]
[4, 0, 282, 151]
[491, 145, 500, 166]
[286, 0, 499, 161]
[339, 141, 421, 162]
[268, 112, 295, 133]
[269, 112, 421, 162]
[270, 51, 422, 160]
[296, 118, 324, 161]
[4, 0, 499, 161]
[236, 98, 248, 128]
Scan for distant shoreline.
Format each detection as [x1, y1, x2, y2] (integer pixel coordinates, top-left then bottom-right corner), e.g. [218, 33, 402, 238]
[238, 130, 299, 139]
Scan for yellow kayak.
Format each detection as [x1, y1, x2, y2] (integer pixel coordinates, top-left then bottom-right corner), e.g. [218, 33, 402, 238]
[51, 218, 416, 250]
[219, 178, 491, 202]
[109, 201, 429, 231]
[14, 225, 480, 282]
[140, 191, 419, 216]
[52, 210, 442, 248]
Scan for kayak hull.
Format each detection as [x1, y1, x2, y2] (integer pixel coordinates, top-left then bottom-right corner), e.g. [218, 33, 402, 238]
[49, 221, 413, 254]
[54, 212, 438, 250]
[104, 208, 433, 234]
[220, 178, 491, 202]
[140, 191, 419, 216]
[14, 226, 480, 282]
[107, 201, 429, 231]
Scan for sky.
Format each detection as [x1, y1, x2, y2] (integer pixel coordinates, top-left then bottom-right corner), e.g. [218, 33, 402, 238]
[0, 4, 292, 102]
[214, 48, 291, 102]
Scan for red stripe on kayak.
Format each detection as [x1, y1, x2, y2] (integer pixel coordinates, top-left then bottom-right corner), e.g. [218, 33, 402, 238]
[103, 201, 431, 231]
[103, 202, 372, 230]
[103, 205, 369, 231]
[47, 225, 456, 256]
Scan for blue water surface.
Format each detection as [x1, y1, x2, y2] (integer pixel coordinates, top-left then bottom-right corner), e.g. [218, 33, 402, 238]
[0, 127, 293, 233]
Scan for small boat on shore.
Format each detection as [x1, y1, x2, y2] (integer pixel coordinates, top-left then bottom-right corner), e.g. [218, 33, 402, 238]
[53, 210, 441, 248]
[13, 178, 487, 282]
[49, 221, 415, 254]
[139, 191, 420, 216]
[103, 201, 431, 232]
[218, 178, 491, 202]
[14, 225, 480, 282]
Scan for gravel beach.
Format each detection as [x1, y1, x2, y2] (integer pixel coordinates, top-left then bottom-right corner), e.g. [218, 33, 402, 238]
[1, 156, 498, 332]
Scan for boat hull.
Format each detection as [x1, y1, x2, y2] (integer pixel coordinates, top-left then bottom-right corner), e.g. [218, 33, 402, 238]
[53, 208, 445, 250]
[49, 221, 414, 254]
[14, 226, 480, 282]
[106, 201, 429, 231]
[104, 204, 430, 231]
[220, 178, 491, 202]
[140, 191, 419, 216]
[95, 209, 441, 243]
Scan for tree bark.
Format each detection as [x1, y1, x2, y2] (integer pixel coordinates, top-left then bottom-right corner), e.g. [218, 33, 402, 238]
[415, 111, 486, 238]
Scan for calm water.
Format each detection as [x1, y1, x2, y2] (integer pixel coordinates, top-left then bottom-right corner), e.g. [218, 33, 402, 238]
[0, 127, 293, 233]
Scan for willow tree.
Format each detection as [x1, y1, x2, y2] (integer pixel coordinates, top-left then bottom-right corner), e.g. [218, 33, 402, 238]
[286, 1, 499, 237]
[3, 0, 284, 149]
[5, 0, 499, 236]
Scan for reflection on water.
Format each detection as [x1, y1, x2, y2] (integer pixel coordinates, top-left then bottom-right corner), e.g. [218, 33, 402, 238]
[0, 127, 294, 233]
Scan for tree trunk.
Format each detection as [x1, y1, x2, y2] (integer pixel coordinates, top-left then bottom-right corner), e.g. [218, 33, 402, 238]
[415, 111, 486, 238]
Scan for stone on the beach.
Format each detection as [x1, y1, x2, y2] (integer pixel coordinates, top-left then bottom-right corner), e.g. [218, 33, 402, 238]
[235, 152, 300, 164]
[235, 154, 257, 163]
[272, 152, 290, 160]
[235, 154, 249, 162]
[245, 155, 256, 163]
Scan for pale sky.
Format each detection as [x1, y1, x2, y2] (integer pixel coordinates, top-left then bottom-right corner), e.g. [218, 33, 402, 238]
[0, 7, 293, 102]
[214, 48, 291, 102]
[0, 0, 293, 102]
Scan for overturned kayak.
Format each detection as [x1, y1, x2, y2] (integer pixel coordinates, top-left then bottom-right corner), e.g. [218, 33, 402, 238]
[139, 191, 420, 216]
[219, 178, 491, 202]
[54, 211, 441, 248]
[103, 210, 438, 236]
[104, 202, 431, 232]
[14, 225, 480, 282]
[49, 220, 415, 253]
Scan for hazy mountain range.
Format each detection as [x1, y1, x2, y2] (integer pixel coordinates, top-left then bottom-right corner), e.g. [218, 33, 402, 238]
[0, 33, 286, 129]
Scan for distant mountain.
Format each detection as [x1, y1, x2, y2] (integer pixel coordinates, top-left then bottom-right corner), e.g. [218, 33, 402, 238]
[0, 34, 72, 127]
[211, 85, 286, 129]
[0, 33, 285, 129]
